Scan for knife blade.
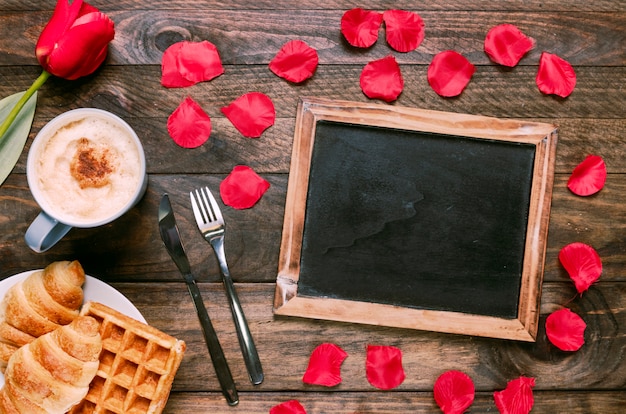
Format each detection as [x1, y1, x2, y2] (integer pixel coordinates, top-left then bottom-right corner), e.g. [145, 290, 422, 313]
[158, 194, 238, 406]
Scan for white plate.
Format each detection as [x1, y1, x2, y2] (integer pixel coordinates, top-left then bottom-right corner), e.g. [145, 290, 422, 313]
[0, 270, 145, 387]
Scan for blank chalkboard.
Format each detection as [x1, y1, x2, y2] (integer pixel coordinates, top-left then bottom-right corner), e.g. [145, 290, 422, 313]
[274, 97, 557, 341]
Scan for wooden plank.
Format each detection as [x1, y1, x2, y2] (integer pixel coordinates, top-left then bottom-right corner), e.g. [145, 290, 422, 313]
[0, 0, 623, 12]
[107, 282, 626, 392]
[0, 115, 623, 178]
[163, 391, 626, 413]
[0, 65, 624, 121]
[1, 173, 625, 283]
[1, 10, 624, 66]
[4, 117, 624, 176]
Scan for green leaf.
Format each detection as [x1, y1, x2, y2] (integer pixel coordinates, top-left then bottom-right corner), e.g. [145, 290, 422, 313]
[0, 91, 38, 186]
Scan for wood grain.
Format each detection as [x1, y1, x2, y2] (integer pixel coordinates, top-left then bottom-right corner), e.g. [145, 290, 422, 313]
[107, 282, 626, 393]
[2, 10, 624, 66]
[4, 117, 626, 175]
[0, 0, 624, 12]
[1, 66, 624, 123]
[2, 174, 625, 283]
[163, 391, 626, 413]
[0, 1, 624, 412]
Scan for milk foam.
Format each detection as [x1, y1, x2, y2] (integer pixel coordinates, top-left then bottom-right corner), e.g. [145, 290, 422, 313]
[34, 116, 143, 224]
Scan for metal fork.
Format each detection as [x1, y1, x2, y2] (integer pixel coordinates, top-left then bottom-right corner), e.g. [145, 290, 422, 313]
[190, 186, 264, 385]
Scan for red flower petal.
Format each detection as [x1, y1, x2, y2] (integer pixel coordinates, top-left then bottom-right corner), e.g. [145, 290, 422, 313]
[269, 40, 319, 83]
[428, 51, 475, 97]
[340, 8, 383, 48]
[536, 52, 576, 97]
[219, 165, 270, 209]
[36, 0, 115, 80]
[365, 345, 405, 390]
[35, 0, 84, 65]
[558, 242, 602, 294]
[434, 370, 475, 414]
[494, 377, 535, 414]
[162, 42, 194, 87]
[221, 92, 276, 138]
[546, 308, 586, 351]
[360, 55, 404, 102]
[567, 155, 607, 196]
[161, 41, 224, 88]
[382, 9, 425, 53]
[302, 343, 348, 387]
[176, 40, 224, 84]
[484, 24, 535, 67]
[270, 400, 307, 414]
[166, 96, 211, 148]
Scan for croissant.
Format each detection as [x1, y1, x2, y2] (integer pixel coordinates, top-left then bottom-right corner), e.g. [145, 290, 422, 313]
[0, 315, 102, 414]
[0, 261, 85, 370]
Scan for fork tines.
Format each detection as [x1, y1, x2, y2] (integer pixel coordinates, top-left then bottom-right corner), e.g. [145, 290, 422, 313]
[191, 187, 222, 225]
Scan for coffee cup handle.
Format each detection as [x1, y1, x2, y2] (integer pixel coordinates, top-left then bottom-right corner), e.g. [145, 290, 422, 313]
[25, 212, 72, 253]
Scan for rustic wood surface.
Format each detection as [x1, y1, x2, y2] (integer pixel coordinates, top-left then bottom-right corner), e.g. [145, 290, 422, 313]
[1, 0, 624, 412]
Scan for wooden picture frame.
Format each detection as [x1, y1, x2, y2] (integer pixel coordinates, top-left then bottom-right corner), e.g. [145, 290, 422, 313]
[273, 97, 557, 341]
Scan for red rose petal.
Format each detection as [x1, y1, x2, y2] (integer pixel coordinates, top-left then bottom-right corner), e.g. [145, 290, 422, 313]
[427, 50, 475, 97]
[558, 242, 602, 294]
[365, 345, 405, 390]
[270, 400, 307, 414]
[219, 165, 270, 209]
[166, 96, 211, 148]
[484, 24, 535, 67]
[302, 343, 348, 387]
[161, 43, 195, 88]
[161, 41, 224, 88]
[567, 155, 607, 196]
[269, 40, 319, 83]
[360, 55, 404, 102]
[493, 376, 535, 414]
[434, 370, 475, 414]
[382, 9, 425, 53]
[176, 40, 224, 84]
[221, 92, 276, 138]
[341, 8, 383, 48]
[546, 308, 587, 351]
[536, 52, 576, 97]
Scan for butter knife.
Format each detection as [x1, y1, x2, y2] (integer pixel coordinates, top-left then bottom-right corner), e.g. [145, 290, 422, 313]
[158, 194, 238, 406]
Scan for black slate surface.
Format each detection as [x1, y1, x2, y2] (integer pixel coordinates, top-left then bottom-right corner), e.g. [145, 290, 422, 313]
[298, 121, 536, 318]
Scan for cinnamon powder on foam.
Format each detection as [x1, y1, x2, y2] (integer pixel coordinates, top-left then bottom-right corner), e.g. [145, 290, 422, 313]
[70, 137, 115, 189]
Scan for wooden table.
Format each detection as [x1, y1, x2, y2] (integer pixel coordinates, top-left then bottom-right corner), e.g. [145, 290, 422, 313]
[1, 1, 624, 412]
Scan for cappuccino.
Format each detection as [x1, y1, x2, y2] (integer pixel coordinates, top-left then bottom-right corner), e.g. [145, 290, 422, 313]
[31, 115, 143, 224]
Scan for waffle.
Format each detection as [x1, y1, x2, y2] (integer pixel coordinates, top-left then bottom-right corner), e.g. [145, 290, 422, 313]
[68, 301, 186, 414]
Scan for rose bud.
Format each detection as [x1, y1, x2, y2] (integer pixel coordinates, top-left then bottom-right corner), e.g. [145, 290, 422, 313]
[35, 0, 115, 80]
